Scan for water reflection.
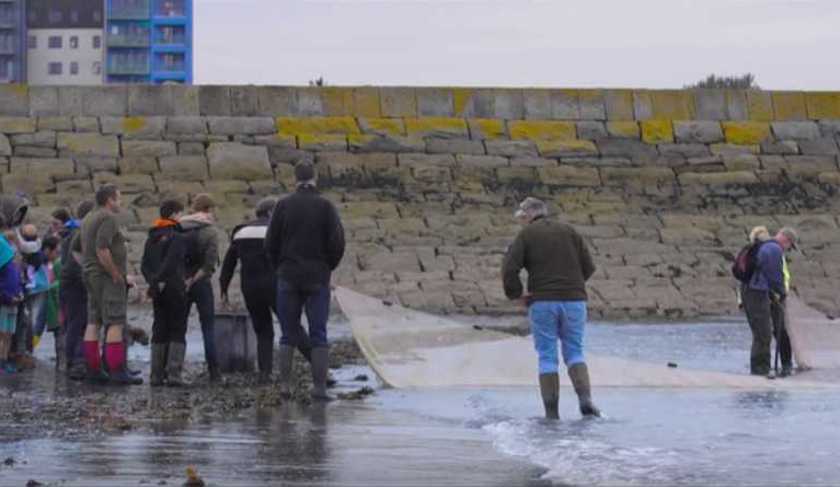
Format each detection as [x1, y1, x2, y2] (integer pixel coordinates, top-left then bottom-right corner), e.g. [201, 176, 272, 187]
[732, 390, 790, 414]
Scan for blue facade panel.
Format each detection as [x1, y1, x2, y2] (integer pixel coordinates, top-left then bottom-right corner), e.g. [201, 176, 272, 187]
[104, 0, 192, 84]
[0, 0, 26, 83]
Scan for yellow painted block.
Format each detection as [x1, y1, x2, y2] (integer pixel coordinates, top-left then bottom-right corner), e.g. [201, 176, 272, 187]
[722, 122, 771, 145]
[297, 133, 347, 150]
[353, 88, 381, 118]
[640, 120, 673, 144]
[321, 87, 353, 116]
[651, 91, 695, 119]
[508, 120, 576, 141]
[606, 121, 640, 138]
[805, 92, 840, 120]
[452, 88, 473, 116]
[746, 91, 773, 121]
[468, 119, 506, 140]
[362, 118, 405, 136]
[404, 117, 467, 137]
[536, 139, 597, 156]
[122, 117, 146, 133]
[276, 116, 360, 135]
[772, 92, 807, 120]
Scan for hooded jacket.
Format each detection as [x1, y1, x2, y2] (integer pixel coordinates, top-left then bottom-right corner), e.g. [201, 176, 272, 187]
[141, 219, 188, 295]
[0, 234, 23, 306]
[219, 217, 273, 296]
[179, 213, 219, 280]
[0, 195, 28, 230]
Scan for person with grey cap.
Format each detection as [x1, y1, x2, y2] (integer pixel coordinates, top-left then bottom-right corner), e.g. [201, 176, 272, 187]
[220, 197, 316, 384]
[743, 226, 798, 377]
[265, 162, 345, 400]
[502, 197, 600, 419]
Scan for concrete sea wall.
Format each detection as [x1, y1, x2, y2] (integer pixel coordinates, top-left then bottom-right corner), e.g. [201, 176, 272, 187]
[2, 85, 840, 318]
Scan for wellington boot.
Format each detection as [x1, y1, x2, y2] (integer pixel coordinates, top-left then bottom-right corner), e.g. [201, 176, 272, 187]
[568, 363, 601, 417]
[257, 338, 274, 384]
[538, 373, 560, 420]
[149, 343, 168, 387]
[310, 347, 333, 402]
[54, 330, 66, 371]
[110, 368, 143, 386]
[165, 342, 187, 387]
[277, 345, 295, 398]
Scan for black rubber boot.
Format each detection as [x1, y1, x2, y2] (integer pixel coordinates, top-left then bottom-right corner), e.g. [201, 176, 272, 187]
[538, 373, 560, 420]
[110, 369, 143, 386]
[310, 347, 333, 402]
[166, 342, 187, 387]
[568, 363, 601, 417]
[277, 345, 295, 398]
[149, 343, 167, 387]
[257, 339, 274, 384]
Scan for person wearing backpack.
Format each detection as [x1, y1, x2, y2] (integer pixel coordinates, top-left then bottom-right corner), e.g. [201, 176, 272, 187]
[740, 227, 798, 376]
[142, 199, 189, 387]
[180, 194, 221, 383]
[0, 214, 24, 374]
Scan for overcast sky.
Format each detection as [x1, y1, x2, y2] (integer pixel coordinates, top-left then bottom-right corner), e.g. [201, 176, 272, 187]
[195, 0, 840, 89]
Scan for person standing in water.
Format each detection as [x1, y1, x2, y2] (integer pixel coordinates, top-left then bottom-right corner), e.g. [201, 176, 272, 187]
[502, 197, 600, 419]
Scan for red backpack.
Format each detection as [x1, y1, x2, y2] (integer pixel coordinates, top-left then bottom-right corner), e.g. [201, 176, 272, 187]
[731, 241, 769, 283]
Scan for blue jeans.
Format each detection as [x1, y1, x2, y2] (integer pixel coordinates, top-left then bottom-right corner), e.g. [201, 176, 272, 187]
[276, 279, 330, 348]
[186, 279, 218, 368]
[529, 300, 587, 374]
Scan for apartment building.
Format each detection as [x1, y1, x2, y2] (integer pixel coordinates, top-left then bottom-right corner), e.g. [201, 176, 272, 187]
[0, 0, 25, 83]
[26, 0, 105, 85]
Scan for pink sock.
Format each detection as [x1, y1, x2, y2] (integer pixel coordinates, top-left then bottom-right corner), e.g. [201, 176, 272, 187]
[83, 340, 101, 371]
[105, 342, 126, 373]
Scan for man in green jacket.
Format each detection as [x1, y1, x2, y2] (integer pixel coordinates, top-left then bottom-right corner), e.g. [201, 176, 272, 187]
[502, 197, 599, 419]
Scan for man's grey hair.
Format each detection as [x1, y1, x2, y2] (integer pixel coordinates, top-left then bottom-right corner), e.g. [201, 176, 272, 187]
[514, 197, 548, 220]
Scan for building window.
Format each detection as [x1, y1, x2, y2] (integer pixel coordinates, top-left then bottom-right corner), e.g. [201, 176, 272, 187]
[93, 10, 102, 22]
[48, 36, 62, 49]
[48, 62, 63, 75]
[70, 36, 79, 49]
[28, 9, 37, 22]
[70, 10, 79, 23]
[93, 36, 101, 49]
[70, 62, 79, 75]
[0, 61, 9, 80]
[93, 61, 101, 75]
[28, 35, 37, 49]
[49, 9, 63, 24]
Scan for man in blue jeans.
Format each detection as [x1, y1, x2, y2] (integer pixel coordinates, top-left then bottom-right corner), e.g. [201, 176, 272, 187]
[265, 163, 345, 400]
[502, 197, 599, 419]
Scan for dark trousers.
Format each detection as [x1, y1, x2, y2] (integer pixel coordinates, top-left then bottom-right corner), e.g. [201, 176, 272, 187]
[186, 279, 218, 368]
[60, 280, 87, 367]
[770, 301, 793, 369]
[276, 279, 330, 348]
[244, 283, 312, 360]
[743, 289, 773, 375]
[152, 284, 188, 345]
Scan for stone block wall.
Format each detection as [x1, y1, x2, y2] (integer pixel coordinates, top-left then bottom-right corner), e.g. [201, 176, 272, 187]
[2, 85, 840, 319]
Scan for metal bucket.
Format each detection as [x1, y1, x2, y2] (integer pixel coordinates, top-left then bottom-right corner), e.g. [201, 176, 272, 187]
[213, 311, 257, 373]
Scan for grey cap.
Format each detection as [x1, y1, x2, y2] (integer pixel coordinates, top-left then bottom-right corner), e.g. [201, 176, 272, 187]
[295, 162, 316, 182]
[514, 197, 548, 219]
[255, 197, 277, 218]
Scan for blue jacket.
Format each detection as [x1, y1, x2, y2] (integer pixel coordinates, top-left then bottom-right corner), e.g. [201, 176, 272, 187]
[748, 240, 785, 296]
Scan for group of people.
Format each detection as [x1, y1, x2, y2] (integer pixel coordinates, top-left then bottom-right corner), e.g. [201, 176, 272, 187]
[0, 161, 346, 401]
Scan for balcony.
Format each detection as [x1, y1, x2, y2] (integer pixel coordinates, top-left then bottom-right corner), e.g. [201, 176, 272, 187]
[154, 30, 185, 46]
[108, 33, 150, 47]
[108, 60, 150, 75]
[0, 17, 16, 28]
[109, 0, 150, 20]
[154, 0, 185, 17]
[155, 60, 185, 72]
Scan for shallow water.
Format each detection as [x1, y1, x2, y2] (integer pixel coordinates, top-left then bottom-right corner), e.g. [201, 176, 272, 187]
[2, 317, 839, 486]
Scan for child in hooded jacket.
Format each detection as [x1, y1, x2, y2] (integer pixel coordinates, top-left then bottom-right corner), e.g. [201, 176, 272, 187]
[0, 227, 24, 373]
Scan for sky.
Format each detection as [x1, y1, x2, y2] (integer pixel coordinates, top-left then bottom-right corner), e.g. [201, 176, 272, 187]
[195, 0, 840, 89]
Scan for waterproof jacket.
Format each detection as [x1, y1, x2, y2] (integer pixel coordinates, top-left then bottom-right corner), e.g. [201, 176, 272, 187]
[219, 217, 274, 296]
[141, 219, 188, 295]
[179, 213, 219, 281]
[60, 228, 83, 284]
[502, 217, 595, 302]
[0, 235, 22, 306]
[748, 239, 786, 297]
[0, 195, 28, 229]
[264, 186, 345, 287]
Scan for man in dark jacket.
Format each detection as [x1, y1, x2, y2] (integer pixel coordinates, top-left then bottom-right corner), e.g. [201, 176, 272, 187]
[141, 199, 189, 387]
[220, 198, 314, 384]
[61, 200, 95, 380]
[502, 197, 599, 419]
[743, 227, 797, 377]
[265, 163, 345, 400]
[180, 194, 221, 382]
